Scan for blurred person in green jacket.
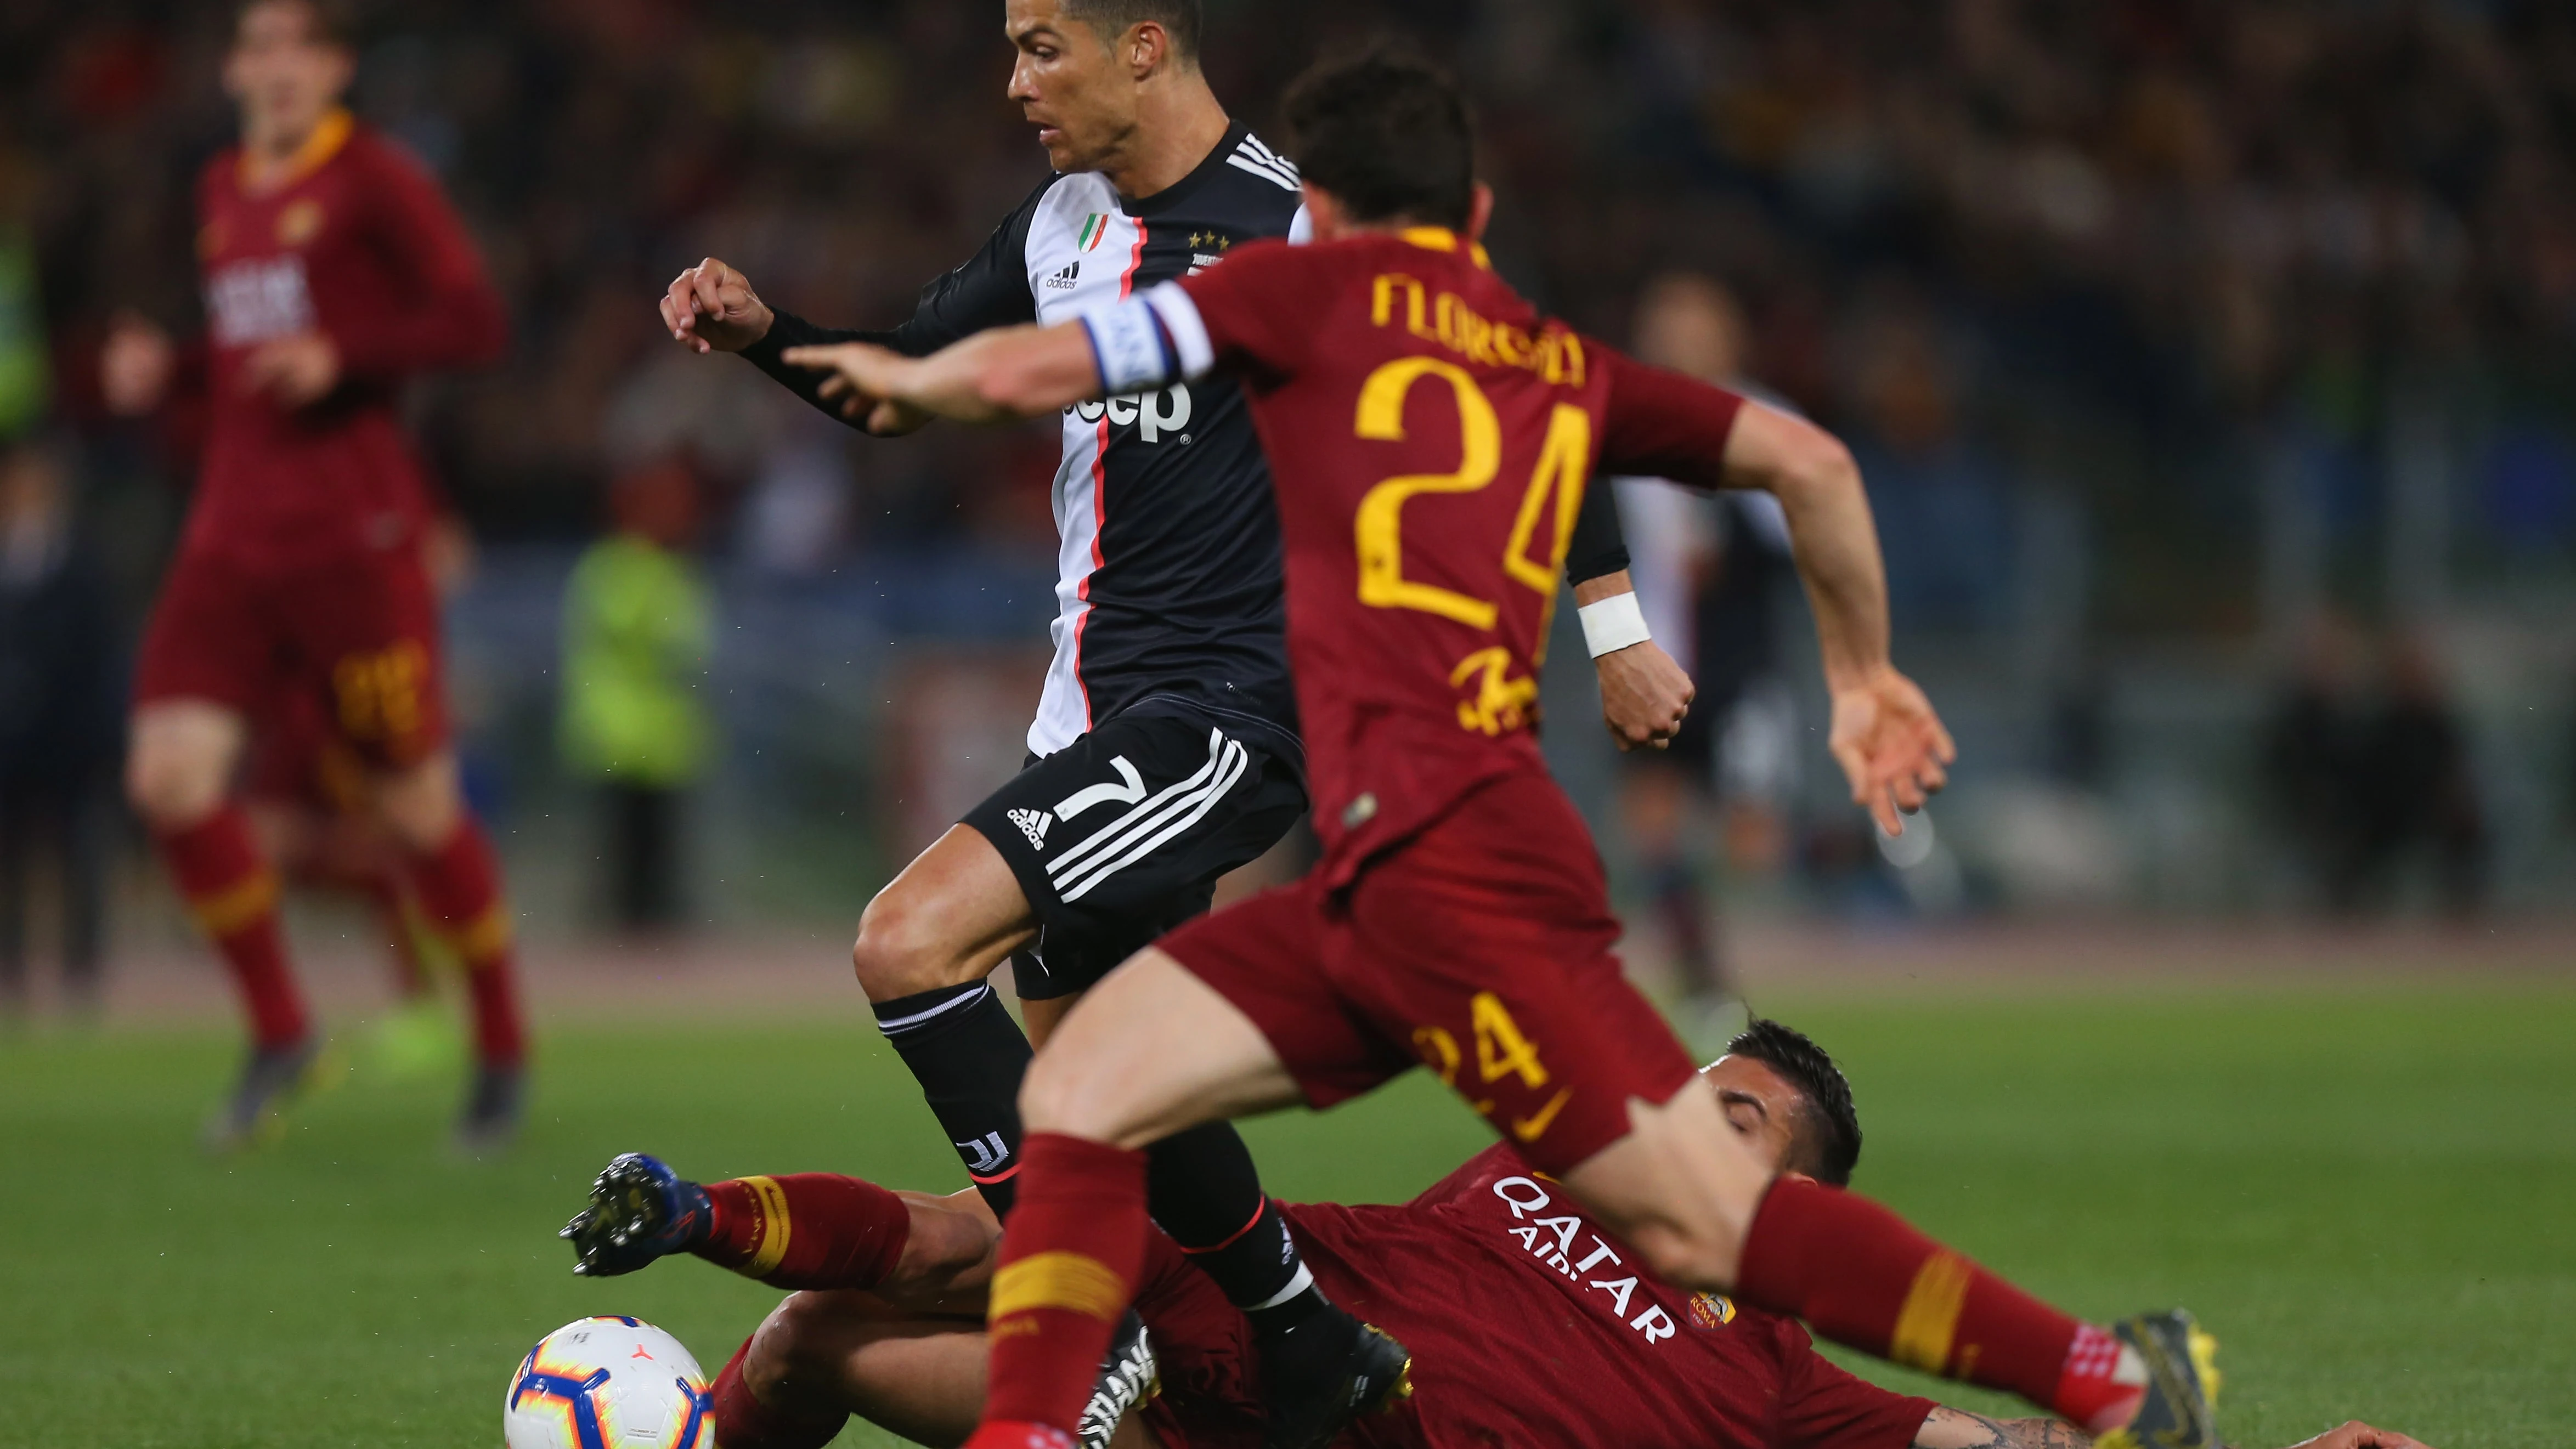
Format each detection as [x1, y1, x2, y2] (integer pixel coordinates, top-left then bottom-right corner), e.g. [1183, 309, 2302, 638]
[560, 456, 711, 930]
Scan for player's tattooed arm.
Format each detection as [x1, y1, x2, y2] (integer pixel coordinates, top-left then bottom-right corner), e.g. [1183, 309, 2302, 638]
[1910, 1407, 2093, 1449]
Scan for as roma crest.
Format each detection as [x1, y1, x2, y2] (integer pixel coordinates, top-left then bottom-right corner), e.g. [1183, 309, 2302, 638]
[276, 199, 325, 246]
[1685, 1292, 1737, 1331]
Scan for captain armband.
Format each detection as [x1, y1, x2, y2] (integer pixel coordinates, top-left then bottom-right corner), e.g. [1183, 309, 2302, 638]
[1579, 592, 1654, 659]
[1081, 296, 1180, 396]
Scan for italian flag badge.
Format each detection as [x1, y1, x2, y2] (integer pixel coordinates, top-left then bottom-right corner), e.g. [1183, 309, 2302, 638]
[1077, 213, 1114, 252]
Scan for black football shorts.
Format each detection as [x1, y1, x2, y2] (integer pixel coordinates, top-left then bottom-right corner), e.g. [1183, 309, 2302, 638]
[961, 711, 1307, 1000]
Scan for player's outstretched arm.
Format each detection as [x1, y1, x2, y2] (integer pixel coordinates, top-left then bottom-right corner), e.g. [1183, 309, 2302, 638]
[659, 257, 935, 438]
[1910, 1408, 2436, 1449]
[1721, 402, 1956, 834]
[1911, 1407, 2094, 1449]
[783, 321, 1103, 431]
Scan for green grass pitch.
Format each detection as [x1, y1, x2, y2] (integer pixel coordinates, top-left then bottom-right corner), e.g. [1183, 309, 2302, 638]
[3, 983, 2569, 1448]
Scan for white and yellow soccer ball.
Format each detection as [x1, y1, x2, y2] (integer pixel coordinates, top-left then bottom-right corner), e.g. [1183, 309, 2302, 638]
[504, 1316, 715, 1449]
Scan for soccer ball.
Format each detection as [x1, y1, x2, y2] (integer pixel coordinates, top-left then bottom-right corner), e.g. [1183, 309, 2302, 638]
[504, 1316, 715, 1449]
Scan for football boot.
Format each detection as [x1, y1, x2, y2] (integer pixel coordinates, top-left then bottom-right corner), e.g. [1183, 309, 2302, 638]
[2096, 1309, 2222, 1449]
[202, 1035, 337, 1152]
[455, 1061, 526, 1157]
[561, 1152, 714, 1276]
[1075, 1310, 1161, 1449]
[1255, 1305, 1413, 1449]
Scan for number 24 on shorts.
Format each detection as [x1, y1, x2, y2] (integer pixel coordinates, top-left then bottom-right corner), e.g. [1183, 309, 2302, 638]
[1414, 993, 1575, 1144]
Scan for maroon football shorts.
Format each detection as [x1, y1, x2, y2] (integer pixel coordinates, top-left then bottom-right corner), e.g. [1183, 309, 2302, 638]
[135, 543, 451, 771]
[1160, 767, 1699, 1176]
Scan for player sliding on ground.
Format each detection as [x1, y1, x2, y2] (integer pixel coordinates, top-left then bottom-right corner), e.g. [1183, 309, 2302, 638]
[781, 50, 2221, 1449]
[101, 0, 527, 1152]
[560, 1022, 2384, 1449]
[654, 4, 1684, 1442]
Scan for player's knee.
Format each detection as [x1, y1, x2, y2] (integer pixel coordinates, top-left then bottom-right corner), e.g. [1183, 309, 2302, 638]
[125, 740, 223, 828]
[1624, 1221, 1741, 1293]
[375, 756, 464, 852]
[745, 1294, 833, 1397]
[850, 887, 976, 1001]
[1015, 1038, 1127, 1141]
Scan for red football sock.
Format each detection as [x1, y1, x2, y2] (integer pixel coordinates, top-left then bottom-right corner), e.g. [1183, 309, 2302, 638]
[708, 1335, 844, 1449]
[977, 1133, 1149, 1437]
[404, 819, 526, 1066]
[157, 806, 307, 1049]
[1736, 1175, 2128, 1425]
[697, 1174, 913, 1290]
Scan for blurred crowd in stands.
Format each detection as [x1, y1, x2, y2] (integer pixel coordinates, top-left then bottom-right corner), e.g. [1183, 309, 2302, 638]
[2, 0, 2572, 954]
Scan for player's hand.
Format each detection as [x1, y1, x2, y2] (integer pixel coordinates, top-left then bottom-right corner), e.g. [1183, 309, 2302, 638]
[781, 342, 936, 433]
[101, 315, 175, 416]
[1595, 639, 1694, 752]
[661, 257, 774, 354]
[2280, 1422, 2436, 1449]
[241, 332, 342, 408]
[1827, 664, 1955, 836]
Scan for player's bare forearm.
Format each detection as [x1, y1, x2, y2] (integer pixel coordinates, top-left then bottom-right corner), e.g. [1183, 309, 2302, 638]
[1911, 1407, 2092, 1449]
[783, 323, 1100, 429]
[1577, 570, 1696, 750]
[1722, 403, 1890, 692]
[1722, 401, 1953, 829]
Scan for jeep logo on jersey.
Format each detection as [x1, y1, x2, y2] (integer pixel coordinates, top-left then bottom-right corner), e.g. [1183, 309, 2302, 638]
[1076, 213, 1114, 252]
[1045, 261, 1080, 290]
[1072, 384, 1193, 443]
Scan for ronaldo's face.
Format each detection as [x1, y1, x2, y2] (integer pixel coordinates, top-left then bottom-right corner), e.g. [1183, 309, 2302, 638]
[1703, 1055, 1804, 1176]
[224, 3, 353, 146]
[1005, 0, 1136, 174]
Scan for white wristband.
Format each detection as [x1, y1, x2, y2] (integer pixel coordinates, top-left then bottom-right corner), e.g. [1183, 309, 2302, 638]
[1579, 592, 1653, 658]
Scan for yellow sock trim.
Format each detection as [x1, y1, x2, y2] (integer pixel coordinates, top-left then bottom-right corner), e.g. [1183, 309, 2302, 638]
[191, 869, 281, 939]
[740, 1175, 792, 1277]
[450, 904, 513, 965]
[988, 1251, 1127, 1325]
[1890, 1251, 1973, 1374]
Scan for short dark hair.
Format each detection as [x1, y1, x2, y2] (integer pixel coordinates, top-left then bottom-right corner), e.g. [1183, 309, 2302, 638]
[238, 0, 359, 48]
[1060, 0, 1203, 66]
[1725, 1018, 1863, 1187]
[1280, 49, 1476, 230]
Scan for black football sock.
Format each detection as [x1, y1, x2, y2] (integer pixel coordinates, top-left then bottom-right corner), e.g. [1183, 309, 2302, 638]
[871, 980, 1032, 1218]
[1148, 1121, 1333, 1334]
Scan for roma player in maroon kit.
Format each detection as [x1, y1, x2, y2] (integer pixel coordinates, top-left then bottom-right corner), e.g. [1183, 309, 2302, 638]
[557, 1022, 2424, 1449]
[790, 52, 2223, 1449]
[101, 0, 527, 1151]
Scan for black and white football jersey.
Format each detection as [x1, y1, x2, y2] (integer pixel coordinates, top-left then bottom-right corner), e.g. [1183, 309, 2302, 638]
[749, 123, 1310, 768]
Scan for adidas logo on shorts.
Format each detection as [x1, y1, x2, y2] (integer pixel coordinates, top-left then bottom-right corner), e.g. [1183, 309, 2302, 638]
[1009, 808, 1053, 850]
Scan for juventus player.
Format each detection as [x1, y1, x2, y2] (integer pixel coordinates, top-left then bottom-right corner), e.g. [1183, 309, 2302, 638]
[654, 3, 1688, 1442]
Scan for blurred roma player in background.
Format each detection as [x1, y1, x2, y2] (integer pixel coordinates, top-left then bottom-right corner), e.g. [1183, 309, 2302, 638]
[100, 0, 524, 1152]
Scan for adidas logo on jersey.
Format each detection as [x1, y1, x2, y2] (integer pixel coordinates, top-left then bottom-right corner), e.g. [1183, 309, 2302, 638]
[1045, 261, 1081, 290]
[1009, 808, 1053, 849]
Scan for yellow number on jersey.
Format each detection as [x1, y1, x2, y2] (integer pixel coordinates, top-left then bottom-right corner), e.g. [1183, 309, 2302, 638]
[1353, 356, 1501, 630]
[1503, 404, 1592, 596]
[1471, 991, 1549, 1089]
